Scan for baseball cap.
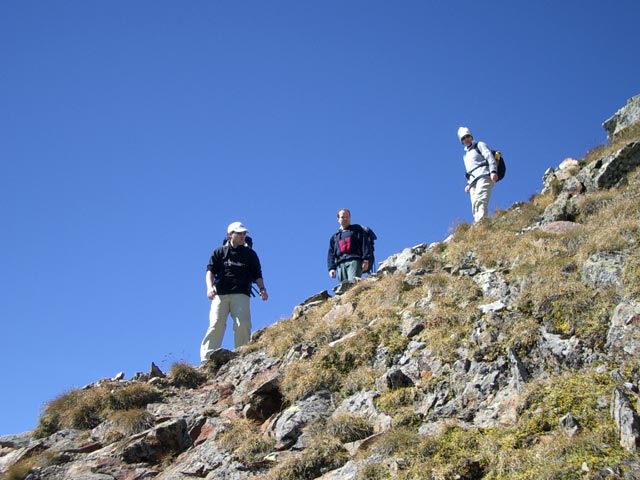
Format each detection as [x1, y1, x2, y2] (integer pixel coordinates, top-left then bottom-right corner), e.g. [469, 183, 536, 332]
[227, 221, 249, 234]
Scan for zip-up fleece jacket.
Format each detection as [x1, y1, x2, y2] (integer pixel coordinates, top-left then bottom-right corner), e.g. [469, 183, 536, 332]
[207, 245, 263, 296]
[464, 141, 497, 186]
[327, 224, 372, 271]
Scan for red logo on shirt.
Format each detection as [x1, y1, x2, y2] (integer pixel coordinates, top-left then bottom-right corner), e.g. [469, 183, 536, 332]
[339, 237, 351, 253]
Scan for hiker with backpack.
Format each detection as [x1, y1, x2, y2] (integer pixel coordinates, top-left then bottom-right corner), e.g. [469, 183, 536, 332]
[200, 221, 268, 362]
[458, 127, 501, 222]
[327, 208, 375, 282]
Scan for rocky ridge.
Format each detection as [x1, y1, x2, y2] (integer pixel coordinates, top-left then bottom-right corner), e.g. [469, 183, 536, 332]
[2, 95, 640, 480]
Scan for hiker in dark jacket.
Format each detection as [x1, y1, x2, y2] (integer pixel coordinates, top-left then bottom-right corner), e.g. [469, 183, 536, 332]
[458, 127, 498, 222]
[327, 209, 371, 282]
[200, 222, 268, 361]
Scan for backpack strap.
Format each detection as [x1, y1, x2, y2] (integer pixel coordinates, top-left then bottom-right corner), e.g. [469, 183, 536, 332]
[465, 143, 491, 179]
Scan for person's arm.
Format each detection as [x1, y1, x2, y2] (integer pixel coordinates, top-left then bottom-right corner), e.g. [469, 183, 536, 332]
[249, 251, 268, 300]
[477, 142, 498, 181]
[255, 278, 268, 300]
[360, 228, 371, 272]
[206, 270, 216, 299]
[328, 235, 337, 278]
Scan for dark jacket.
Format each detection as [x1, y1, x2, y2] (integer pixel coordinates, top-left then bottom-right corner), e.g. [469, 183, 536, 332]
[327, 224, 372, 271]
[207, 244, 263, 296]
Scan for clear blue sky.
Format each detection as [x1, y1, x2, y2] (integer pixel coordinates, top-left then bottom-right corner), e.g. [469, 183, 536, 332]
[1, 1, 638, 435]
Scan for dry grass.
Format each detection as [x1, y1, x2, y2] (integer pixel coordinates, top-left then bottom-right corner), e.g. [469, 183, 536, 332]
[34, 383, 162, 438]
[268, 431, 349, 480]
[217, 418, 274, 465]
[325, 413, 374, 443]
[107, 409, 155, 437]
[168, 362, 207, 389]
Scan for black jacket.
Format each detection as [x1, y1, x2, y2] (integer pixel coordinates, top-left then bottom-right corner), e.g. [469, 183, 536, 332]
[207, 244, 263, 296]
[327, 224, 372, 271]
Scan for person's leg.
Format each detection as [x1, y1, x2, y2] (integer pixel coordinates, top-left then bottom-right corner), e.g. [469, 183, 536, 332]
[337, 262, 349, 282]
[471, 177, 494, 222]
[345, 259, 362, 280]
[200, 295, 231, 361]
[230, 294, 252, 349]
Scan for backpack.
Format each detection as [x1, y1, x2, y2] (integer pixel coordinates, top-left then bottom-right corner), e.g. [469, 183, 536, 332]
[467, 143, 506, 182]
[361, 226, 377, 273]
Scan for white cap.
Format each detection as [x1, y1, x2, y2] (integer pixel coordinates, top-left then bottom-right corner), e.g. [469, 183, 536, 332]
[227, 221, 249, 234]
[457, 127, 472, 142]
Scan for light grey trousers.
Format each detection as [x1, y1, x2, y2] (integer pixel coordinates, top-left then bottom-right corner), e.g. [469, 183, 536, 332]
[200, 293, 251, 361]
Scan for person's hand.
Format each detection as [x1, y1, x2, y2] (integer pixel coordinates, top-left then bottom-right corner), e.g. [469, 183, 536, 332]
[362, 260, 369, 272]
[491, 172, 499, 183]
[464, 184, 471, 193]
[259, 289, 269, 301]
[329, 269, 336, 279]
[207, 287, 216, 300]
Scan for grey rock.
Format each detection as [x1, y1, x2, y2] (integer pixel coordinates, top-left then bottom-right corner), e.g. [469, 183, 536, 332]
[292, 290, 331, 319]
[539, 329, 584, 371]
[0, 432, 32, 448]
[316, 460, 360, 479]
[204, 348, 238, 369]
[478, 301, 505, 314]
[578, 141, 640, 192]
[267, 390, 335, 450]
[283, 342, 317, 363]
[400, 311, 425, 337]
[378, 244, 427, 274]
[539, 221, 582, 235]
[322, 302, 356, 324]
[333, 279, 359, 295]
[603, 94, 640, 142]
[582, 251, 626, 289]
[244, 375, 283, 422]
[149, 362, 165, 379]
[541, 192, 577, 224]
[611, 387, 640, 452]
[559, 412, 580, 437]
[385, 369, 414, 390]
[121, 418, 192, 464]
[607, 301, 640, 357]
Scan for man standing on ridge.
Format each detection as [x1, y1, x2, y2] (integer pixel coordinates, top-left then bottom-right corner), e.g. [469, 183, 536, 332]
[200, 221, 268, 362]
[327, 208, 372, 282]
[458, 127, 499, 222]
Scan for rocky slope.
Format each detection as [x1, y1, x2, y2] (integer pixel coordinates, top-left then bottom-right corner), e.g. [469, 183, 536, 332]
[2, 95, 640, 480]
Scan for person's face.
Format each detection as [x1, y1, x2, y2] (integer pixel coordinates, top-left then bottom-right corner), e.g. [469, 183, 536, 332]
[337, 210, 351, 229]
[230, 231, 246, 246]
[461, 134, 473, 147]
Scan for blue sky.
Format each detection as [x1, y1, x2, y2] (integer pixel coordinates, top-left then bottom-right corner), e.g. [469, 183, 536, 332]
[1, 1, 638, 435]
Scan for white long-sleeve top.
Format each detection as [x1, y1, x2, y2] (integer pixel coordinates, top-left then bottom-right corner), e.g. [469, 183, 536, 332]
[463, 141, 497, 186]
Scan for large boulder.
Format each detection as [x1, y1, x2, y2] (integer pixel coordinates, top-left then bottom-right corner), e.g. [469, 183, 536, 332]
[603, 94, 640, 142]
[577, 141, 640, 192]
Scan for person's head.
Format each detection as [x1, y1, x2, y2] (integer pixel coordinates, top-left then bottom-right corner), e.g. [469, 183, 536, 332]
[337, 209, 351, 229]
[227, 221, 249, 246]
[457, 127, 473, 147]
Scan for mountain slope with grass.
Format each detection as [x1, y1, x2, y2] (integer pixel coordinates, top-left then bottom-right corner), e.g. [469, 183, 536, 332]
[2, 95, 640, 480]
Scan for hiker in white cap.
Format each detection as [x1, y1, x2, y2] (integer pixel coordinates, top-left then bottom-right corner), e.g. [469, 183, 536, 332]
[200, 221, 268, 361]
[458, 127, 499, 222]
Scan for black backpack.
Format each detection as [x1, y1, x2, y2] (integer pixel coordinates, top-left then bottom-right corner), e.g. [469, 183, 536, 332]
[467, 143, 506, 182]
[361, 226, 377, 273]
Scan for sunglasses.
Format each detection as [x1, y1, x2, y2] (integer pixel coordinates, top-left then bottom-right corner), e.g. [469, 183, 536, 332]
[461, 134, 471, 141]
[233, 231, 247, 235]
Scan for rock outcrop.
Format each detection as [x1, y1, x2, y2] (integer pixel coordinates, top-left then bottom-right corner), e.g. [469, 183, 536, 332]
[2, 96, 640, 479]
